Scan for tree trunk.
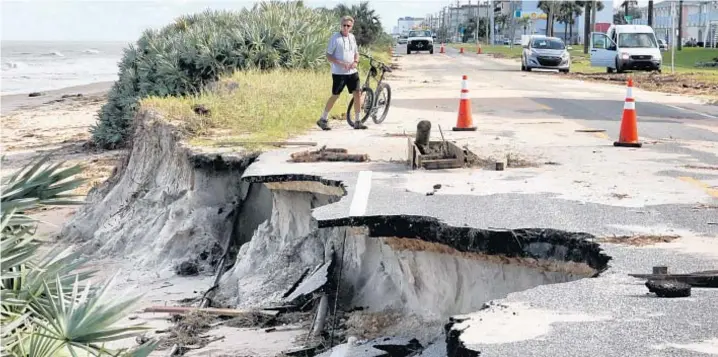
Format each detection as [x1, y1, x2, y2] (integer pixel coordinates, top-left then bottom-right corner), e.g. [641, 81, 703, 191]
[569, 20, 573, 44]
[545, 12, 551, 35]
[563, 21, 568, 44]
[583, 5, 591, 53]
[648, 0, 654, 27]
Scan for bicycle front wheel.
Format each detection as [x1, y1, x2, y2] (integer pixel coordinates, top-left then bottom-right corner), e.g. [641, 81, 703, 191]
[372, 82, 391, 124]
[346, 87, 374, 128]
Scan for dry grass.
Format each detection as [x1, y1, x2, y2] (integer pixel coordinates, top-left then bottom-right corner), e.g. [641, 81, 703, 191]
[142, 69, 349, 149]
[597, 234, 681, 246]
[382, 237, 597, 277]
[157, 310, 216, 351]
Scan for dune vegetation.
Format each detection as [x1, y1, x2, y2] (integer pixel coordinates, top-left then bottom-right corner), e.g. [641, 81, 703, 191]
[91, 1, 394, 149]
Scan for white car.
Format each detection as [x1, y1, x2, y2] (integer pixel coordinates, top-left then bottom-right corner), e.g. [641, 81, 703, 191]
[589, 24, 663, 73]
[406, 30, 434, 54]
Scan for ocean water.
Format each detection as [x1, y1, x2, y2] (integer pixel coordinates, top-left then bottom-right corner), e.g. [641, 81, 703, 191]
[1, 41, 128, 95]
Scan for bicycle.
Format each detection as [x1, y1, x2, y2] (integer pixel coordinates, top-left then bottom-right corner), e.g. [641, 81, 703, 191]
[346, 52, 393, 128]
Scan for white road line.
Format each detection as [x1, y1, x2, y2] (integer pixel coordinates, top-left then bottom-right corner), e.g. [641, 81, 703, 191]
[348, 170, 372, 217]
[666, 104, 718, 119]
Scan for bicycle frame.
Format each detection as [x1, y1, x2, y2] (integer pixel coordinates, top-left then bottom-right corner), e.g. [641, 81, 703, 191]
[359, 54, 389, 108]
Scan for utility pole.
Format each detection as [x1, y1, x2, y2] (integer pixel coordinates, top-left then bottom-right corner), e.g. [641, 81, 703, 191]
[671, 0, 676, 73]
[441, 7, 446, 42]
[703, 1, 713, 48]
[591, 0, 597, 38]
[489, 0, 495, 45]
[678, 0, 683, 50]
[474, 0, 481, 43]
[456, 0, 460, 42]
[648, 0, 654, 27]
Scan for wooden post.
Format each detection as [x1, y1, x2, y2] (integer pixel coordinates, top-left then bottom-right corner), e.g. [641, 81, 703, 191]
[415, 120, 432, 155]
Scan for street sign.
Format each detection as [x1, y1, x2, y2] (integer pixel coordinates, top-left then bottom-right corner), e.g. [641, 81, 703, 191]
[624, 15, 633, 22]
[514, 10, 521, 18]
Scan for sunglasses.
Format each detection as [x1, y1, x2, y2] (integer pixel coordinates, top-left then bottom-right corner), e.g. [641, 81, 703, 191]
[342, 24, 352, 28]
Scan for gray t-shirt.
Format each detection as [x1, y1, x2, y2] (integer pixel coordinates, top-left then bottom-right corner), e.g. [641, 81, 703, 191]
[326, 32, 358, 75]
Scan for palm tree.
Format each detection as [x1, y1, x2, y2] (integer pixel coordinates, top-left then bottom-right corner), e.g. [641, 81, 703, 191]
[1, 155, 158, 357]
[517, 17, 531, 35]
[576, 1, 605, 53]
[568, 2, 584, 44]
[333, 2, 383, 46]
[538, 1, 559, 36]
[557, 2, 576, 43]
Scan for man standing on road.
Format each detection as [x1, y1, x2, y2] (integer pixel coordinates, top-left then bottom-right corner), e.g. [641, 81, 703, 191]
[317, 15, 366, 130]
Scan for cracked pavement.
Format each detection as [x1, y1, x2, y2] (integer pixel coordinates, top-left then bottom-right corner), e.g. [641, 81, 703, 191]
[244, 44, 718, 356]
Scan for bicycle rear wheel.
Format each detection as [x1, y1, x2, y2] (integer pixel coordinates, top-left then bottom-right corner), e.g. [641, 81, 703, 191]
[346, 87, 374, 128]
[371, 82, 391, 124]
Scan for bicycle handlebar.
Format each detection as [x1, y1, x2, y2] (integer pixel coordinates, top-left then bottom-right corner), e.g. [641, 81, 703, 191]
[360, 53, 391, 72]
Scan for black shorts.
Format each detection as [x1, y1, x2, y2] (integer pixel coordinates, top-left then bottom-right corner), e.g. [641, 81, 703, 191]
[331, 72, 360, 95]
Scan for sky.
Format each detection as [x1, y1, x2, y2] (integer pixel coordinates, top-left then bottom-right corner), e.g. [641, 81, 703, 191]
[1, 0, 656, 42]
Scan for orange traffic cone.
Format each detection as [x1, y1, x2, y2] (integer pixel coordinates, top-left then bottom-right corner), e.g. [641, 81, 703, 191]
[460, 47, 465, 54]
[453, 75, 476, 132]
[476, 43, 482, 54]
[614, 77, 642, 148]
[440, 43, 445, 53]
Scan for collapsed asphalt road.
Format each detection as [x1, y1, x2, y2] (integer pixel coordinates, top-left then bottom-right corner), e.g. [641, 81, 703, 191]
[241, 46, 718, 356]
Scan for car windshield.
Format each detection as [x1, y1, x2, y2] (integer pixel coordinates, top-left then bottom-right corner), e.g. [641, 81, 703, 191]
[409, 30, 431, 37]
[618, 33, 657, 48]
[531, 39, 565, 50]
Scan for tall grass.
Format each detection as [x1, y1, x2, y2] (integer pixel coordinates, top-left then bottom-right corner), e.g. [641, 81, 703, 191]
[142, 45, 392, 148]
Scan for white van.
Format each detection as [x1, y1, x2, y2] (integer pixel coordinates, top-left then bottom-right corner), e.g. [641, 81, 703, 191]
[589, 24, 663, 73]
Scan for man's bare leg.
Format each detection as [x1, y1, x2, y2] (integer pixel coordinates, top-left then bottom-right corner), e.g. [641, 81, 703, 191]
[324, 94, 340, 114]
[317, 94, 339, 130]
[352, 89, 367, 129]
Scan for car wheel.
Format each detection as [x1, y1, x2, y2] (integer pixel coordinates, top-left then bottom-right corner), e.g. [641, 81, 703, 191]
[429, 47, 434, 54]
[406, 47, 411, 55]
[560, 69, 569, 74]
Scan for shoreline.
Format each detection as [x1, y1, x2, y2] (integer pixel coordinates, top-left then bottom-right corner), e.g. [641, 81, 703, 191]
[1, 81, 114, 115]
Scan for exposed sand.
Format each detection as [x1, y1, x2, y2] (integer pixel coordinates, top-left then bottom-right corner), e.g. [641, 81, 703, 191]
[1, 81, 114, 115]
[1, 82, 313, 356]
[1, 82, 124, 198]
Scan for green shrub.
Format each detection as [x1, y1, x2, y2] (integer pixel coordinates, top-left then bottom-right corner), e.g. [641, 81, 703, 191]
[1, 155, 158, 357]
[90, 1, 336, 149]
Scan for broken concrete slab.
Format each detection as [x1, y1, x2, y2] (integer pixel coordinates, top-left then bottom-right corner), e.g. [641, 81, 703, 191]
[283, 259, 334, 303]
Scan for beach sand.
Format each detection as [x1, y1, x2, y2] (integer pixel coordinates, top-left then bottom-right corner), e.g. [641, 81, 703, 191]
[1, 81, 124, 239]
[1, 81, 311, 355]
